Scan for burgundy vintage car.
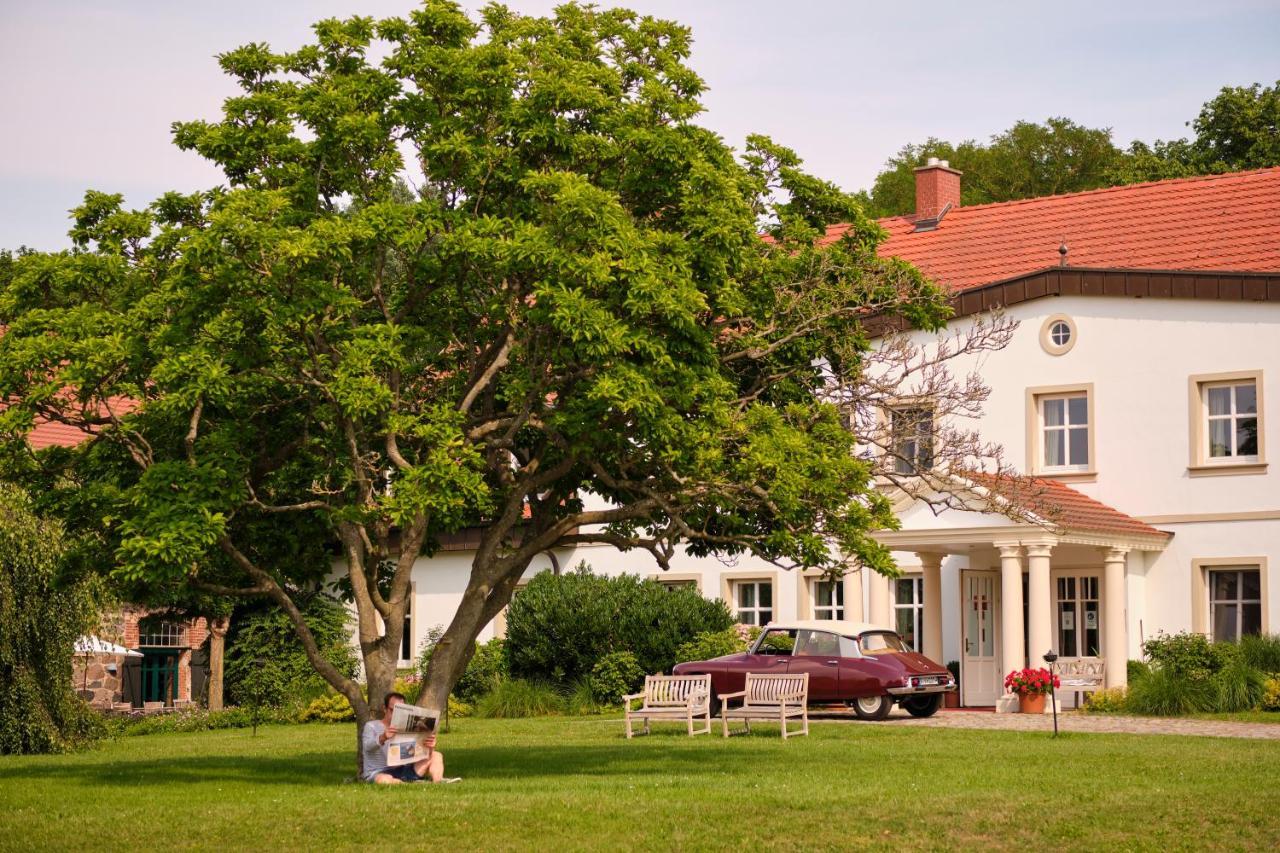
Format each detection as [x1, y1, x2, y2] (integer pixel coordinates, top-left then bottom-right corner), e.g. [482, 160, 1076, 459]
[672, 620, 955, 719]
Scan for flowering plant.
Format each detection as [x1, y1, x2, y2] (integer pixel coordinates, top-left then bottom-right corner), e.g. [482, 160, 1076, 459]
[1003, 667, 1060, 696]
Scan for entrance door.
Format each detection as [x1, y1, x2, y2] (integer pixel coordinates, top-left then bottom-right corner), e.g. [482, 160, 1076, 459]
[961, 570, 1001, 706]
[141, 651, 179, 705]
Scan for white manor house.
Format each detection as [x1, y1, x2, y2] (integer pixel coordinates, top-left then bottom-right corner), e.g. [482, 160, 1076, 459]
[392, 164, 1280, 709]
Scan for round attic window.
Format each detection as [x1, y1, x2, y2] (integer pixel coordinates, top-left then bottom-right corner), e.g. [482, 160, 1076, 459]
[1040, 314, 1076, 356]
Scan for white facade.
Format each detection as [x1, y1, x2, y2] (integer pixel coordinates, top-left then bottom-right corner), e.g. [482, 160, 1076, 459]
[390, 291, 1277, 708]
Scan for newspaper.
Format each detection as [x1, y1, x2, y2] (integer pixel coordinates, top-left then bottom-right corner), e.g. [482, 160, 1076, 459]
[385, 704, 440, 767]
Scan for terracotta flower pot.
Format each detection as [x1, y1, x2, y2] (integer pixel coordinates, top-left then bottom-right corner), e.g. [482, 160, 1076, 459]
[1019, 693, 1047, 714]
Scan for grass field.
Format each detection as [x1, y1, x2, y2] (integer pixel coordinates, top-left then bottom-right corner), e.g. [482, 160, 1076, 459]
[3, 716, 1279, 851]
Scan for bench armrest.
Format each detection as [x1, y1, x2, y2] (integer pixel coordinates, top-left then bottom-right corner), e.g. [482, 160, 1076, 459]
[718, 690, 746, 701]
[622, 692, 645, 711]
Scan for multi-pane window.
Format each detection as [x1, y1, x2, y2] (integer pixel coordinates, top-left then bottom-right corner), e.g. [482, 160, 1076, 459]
[1040, 393, 1089, 470]
[811, 579, 844, 620]
[1209, 568, 1262, 642]
[891, 407, 934, 475]
[1204, 382, 1259, 460]
[735, 581, 773, 626]
[1048, 320, 1072, 348]
[894, 577, 924, 652]
[1056, 575, 1100, 657]
[137, 619, 186, 647]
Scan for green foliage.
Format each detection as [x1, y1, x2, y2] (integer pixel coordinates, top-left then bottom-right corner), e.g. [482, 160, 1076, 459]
[296, 692, 356, 723]
[564, 679, 605, 716]
[1239, 634, 1280, 673]
[474, 679, 565, 718]
[1125, 667, 1214, 716]
[0, 484, 105, 754]
[674, 628, 749, 664]
[1261, 676, 1280, 712]
[505, 568, 734, 686]
[1127, 659, 1152, 684]
[224, 595, 358, 711]
[866, 82, 1280, 216]
[1141, 631, 1233, 681]
[111, 707, 293, 736]
[588, 651, 643, 703]
[1082, 687, 1129, 714]
[1212, 660, 1268, 713]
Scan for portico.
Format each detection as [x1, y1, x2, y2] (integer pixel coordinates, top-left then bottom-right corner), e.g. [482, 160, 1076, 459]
[872, 476, 1171, 709]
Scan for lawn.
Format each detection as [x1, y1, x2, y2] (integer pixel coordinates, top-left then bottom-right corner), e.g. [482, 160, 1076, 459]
[3, 717, 1279, 852]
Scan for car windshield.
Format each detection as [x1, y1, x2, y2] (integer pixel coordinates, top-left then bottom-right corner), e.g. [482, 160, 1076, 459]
[858, 631, 909, 655]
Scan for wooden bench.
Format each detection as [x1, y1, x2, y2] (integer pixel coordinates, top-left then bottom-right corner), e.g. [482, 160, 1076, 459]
[719, 672, 809, 740]
[623, 674, 712, 738]
[1057, 657, 1106, 701]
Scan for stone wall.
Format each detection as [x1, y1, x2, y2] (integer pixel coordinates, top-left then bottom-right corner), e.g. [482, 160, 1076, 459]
[73, 654, 125, 709]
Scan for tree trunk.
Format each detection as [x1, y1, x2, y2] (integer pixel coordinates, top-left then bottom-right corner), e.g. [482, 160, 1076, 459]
[418, 565, 516, 711]
[207, 615, 230, 712]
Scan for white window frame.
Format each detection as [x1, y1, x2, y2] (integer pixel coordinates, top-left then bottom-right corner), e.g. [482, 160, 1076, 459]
[1208, 567, 1263, 643]
[811, 578, 845, 620]
[1039, 393, 1089, 471]
[1053, 572, 1102, 658]
[734, 580, 774, 626]
[1026, 384, 1095, 479]
[1203, 381, 1260, 462]
[1188, 371, 1267, 475]
[890, 406, 934, 475]
[893, 576, 923, 652]
[398, 588, 415, 665]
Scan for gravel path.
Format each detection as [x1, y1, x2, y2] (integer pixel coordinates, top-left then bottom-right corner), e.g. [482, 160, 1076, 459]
[824, 708, 1280, 740]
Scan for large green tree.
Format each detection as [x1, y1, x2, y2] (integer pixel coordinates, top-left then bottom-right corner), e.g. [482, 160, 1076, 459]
[0, 2, 958, 770]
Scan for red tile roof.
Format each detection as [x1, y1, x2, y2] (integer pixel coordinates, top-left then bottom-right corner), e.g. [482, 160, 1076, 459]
[28, 420, 98, 450]
[827, 167, 1280, 292]
[968, 472, 1168, 539]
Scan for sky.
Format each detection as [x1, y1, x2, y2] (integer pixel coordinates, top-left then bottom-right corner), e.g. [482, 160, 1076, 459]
[1, 0, 1278, 250]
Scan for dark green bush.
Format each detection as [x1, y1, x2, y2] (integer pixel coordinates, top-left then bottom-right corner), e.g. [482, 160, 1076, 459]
[1126, 667, 1214, 715]
[675, 628, 748, 664]
[475, 679, 565, 718]
[1212, 660, 1267, 712]
[1127, 659, 1151, 684]
[1142, 631, 1234, 680]
[0, 484, 105, 754]
[224, 594, 358, 711]
[506, 567, 733, 686]
[454, 639, 507, 703]
[588, 651, 643, 703]
[1239, 634, 1280, 673]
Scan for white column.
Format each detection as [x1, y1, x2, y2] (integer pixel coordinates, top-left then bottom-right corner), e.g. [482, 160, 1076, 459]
[998, 545, 1026, 676]
[844, 567, 865, 622]
[868, 569, 891, 628]
[1103, 547, 1129, 689]
[917, 552, 944, 664]
[1025, 543, 1054, 668]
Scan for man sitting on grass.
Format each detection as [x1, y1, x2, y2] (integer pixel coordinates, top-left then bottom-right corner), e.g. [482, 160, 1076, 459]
[362, 692, 458, 784]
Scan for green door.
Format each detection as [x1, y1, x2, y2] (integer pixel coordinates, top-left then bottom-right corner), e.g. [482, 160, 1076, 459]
[141, 651, 179, 704]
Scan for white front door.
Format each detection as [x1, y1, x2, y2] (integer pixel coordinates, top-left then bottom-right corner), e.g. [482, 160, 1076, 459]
[961, 570, 1001, 706]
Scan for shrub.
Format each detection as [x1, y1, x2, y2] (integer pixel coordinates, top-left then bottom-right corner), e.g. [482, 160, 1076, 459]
[565, 680, 605, 716]
[1239, 634, 1280, 673]
[115, 707, 291, 736]
[475, 679, 565, 718]
[1261, 676, 1280, 712]
[1212, 660, 1267, 712]
[297, 692, 355, 723]
[1127, 659, 1151, 684]
[224, 595, 359, 711]
[0, 484, 105, 755]
[1141, 631, 1223, 680]
[1082, 687, 1129, 714]
[1126, 667, 1214, 715]
[506, 567, 733, 686]
[588, 651, 644, 703]
[454, 639, 507, 703]
[675, 628, 749, 664]
[447, 696, 473, 719]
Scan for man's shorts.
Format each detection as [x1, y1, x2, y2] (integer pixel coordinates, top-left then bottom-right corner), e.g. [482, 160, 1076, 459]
[385, 763, 426, 783]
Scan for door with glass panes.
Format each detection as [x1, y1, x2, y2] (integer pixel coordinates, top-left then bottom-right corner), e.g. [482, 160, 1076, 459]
[1055, 574, 1102, 658]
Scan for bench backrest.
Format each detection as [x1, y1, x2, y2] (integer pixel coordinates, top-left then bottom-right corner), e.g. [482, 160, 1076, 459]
[643, 674, 711, 707]
[743, 672, 809, 706]
[1058, 657, 1105, 687]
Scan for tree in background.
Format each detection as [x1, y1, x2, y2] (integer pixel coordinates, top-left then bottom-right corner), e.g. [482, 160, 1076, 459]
[0, 484, 103, 754]
[0, 2, 1012, 772]
[865, 82, 1280, 217]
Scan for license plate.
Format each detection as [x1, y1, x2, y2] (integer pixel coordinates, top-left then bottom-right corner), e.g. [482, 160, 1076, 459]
[917, 676, 939, 686]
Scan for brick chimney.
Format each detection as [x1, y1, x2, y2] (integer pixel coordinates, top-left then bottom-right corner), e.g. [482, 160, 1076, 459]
[914, 157, 962, 220]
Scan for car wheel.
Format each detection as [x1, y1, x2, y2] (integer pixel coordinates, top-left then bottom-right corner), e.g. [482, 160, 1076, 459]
[903, 694, 943, 718]
[852, 694, 893, 721]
